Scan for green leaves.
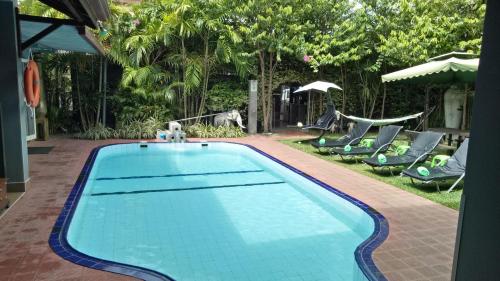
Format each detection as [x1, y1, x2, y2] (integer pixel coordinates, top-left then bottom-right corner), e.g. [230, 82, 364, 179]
[105, 0, 484, 127]
[377, 0, 485, 66]
[205, 81, 248, 112]
[229, 0, 308, 57]
[186, 123, 245, 138]
[184, 57, 202, 90]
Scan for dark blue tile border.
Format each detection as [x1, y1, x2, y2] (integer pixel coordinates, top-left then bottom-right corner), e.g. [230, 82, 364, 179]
[48, 143, 173, 281]
[49, 141, 389, 281]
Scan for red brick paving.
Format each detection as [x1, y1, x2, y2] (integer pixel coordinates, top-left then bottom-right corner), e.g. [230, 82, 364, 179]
[0, 135, 458, 280]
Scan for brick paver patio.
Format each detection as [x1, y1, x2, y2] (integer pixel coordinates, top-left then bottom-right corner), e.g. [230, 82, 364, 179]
[0, 135, 458, 281]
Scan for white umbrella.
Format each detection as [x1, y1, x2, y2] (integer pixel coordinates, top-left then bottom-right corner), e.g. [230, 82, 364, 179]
[293, 81, 342, 93]
[294, 81, 342, 125]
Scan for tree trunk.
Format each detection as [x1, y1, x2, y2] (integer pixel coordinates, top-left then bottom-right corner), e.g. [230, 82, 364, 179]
[95, 99, 101, 128]
[368, 80, 380, 119]
[369, 87, 378, 119]
[197, 33, 210, 122]
[181, 38, 188, 119]
[258, 50, 268, 132]
[267, 53, 274, 132]
[76, 70, 87, 131]
[424, 87, 430, 130]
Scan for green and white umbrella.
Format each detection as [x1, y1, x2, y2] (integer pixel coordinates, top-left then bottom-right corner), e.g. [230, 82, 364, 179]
[381, 53, 479, 130]
[382, 57, 479, 84]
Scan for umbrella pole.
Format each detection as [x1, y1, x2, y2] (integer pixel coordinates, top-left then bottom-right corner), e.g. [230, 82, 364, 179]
[326, 90, 333, 105]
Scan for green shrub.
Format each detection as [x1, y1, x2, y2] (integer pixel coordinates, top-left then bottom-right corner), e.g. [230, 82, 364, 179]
[186, 123, 246, 138]
[115, 117, 165, 139]
[111, 90, 173, 125]
[76, 124, 116, 140]
[206, 81, 248, 112]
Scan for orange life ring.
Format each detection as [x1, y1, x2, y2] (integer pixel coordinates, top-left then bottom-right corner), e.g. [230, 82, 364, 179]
[24, 60, 41, 107]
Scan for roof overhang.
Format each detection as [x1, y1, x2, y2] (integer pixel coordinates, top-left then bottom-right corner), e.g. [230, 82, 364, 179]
[19, 14, 104, 55]
[39, 0, 110, 29]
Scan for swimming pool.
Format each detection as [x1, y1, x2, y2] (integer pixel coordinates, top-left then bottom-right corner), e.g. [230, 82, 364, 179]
[50, 142, 388, 281]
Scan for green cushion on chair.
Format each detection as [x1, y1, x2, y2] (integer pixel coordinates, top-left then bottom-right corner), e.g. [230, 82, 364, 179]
[377, 154, 387, 164]
[417, 166, 430, 176]
[395, 145, 410, 155]
[318, 138, 326, 146]
[431, 155, 451, 168]
[360, 139, 375, 148]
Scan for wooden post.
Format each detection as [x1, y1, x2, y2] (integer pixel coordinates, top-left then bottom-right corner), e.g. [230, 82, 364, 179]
[247, 80, 258, 134]
[461, 85, 468, 130]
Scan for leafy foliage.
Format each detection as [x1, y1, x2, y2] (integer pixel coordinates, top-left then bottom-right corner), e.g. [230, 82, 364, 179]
[19, 0, 66, 18]
[205, 81, 248, 112]
[104, 0, 251, 122]
[226, 0, 312, 132]
[377, 0, 485, 65]
[115, 117, 165, 139]
[185, 123, 246, 138]
[111, 89, 172, 125]
[77, 117, 165, 140]
[22, 0, 485, 135]
[75, 124, 116, 140]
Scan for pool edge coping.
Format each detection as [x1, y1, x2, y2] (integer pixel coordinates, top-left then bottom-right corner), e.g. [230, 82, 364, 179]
[48, 141, 389, 281]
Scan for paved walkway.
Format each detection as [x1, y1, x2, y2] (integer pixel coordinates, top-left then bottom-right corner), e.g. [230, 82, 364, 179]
[0, 136, 458, 281]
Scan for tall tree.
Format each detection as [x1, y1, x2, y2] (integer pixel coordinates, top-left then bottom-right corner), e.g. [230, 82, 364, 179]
[377, 0, 485, 65]
[229, 0, 310, 132]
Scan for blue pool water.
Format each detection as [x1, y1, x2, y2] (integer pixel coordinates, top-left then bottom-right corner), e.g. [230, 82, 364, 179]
[66, 143, 381, 281]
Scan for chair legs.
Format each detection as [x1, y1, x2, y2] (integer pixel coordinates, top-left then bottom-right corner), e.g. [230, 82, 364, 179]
[434, 182, 441, 193]
[376, 166, 395, 176]
[446, 174, 465, 193]
[385, 167, 394, 176]
[408, 176, 464, 193]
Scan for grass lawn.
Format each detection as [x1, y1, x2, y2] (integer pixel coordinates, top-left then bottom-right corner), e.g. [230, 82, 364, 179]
[280, 136, 463, 210]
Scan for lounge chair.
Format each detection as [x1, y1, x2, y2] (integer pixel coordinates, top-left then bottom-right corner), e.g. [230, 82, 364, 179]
[362, 131, 444, 175]
[310, 120, 373, 149]
[302, 104, 337, 138]
[401, 138, 469, 193]
[330, 125, 403, 160]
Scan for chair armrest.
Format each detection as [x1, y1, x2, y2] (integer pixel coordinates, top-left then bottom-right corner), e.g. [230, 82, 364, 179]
[347, 136, 362, 146]
[406, 151, 432, 170]
[446, 173, 465, 193]
[369, 143, 392, 158]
